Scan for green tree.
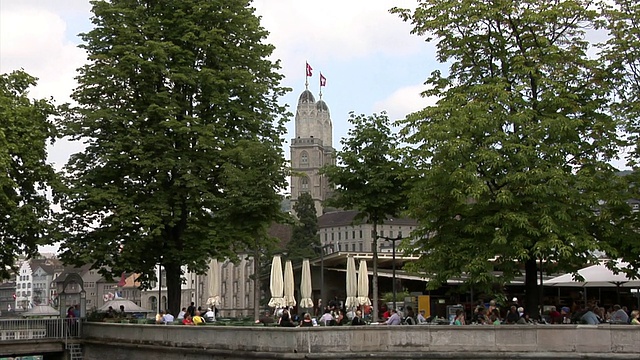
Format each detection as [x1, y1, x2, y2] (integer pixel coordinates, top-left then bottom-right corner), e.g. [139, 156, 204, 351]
[57, 0, 289, 316]
[286, 192, 320, 264]
[602, 0, 640, 167]
[392, 0, 637, 315]
[322, 112, 407, 320]
[0, 70, 58, 278]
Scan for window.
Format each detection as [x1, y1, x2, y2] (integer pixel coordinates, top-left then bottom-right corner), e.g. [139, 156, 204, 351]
[301, 177, 310, 191]
[300, 151, 309, 166]
[325, 233, 327, 242]
[352, 243, 356, 252]
[338, 244, 342, 251]
[380, 230, 385, 237]
[359, 230, 363, 238]
[352, 231, 356, 239]
[331, 233, 334, 241]
[338, 232, 341, 240]
[390, 230, 394, 238]
[359, 243, 363, 251]
[345, 231, 348, 240]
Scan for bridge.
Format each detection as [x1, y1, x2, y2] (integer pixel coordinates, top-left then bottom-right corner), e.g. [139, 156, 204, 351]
[0, 319, 82, 360]
[2, 319, 640, 359]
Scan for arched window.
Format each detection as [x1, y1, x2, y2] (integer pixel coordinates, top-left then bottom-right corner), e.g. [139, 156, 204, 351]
[300, 151, 309, 167]
[300, 177, 310, 192]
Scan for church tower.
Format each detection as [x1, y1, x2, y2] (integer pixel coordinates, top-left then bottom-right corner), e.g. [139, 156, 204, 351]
[290, 86, 335, 217]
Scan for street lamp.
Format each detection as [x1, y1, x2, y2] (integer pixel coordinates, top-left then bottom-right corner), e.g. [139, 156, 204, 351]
[312, 244, 332, 311]
[377, 232, 403, 311]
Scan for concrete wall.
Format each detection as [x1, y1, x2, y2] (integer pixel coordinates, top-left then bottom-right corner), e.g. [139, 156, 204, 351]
[81, 323, 640, 359]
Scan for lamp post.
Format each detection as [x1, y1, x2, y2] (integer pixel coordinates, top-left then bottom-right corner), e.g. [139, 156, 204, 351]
[377, 232, 403, 311]
[313, 244, 332, 311]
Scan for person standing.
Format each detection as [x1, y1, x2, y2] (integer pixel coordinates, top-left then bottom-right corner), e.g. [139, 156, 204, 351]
[187, 302, 196, 318]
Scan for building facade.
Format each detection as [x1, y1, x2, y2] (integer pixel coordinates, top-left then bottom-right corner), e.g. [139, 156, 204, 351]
[290, 87, 335, 217]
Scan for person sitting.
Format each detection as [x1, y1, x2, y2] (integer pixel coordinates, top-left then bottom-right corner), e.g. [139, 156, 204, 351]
[404, 306, 417, 325]
[319, 309, 334, 326]
[580, 306, 600, 325]
[351, 310, 366, 326]
[505, 306, 520, 324]
[192, 311, 206, 325]
[334, 309, 345, 326]
[383, 309, 402, 325]
[105, 306, 116, 318]
[299, 313, 314, 327]
[416, 309, 428, 324]
[453, 309, 465, 325]
[630, 310, 640, 325]
[162, 311, 175, 324]
[610, 305, 629, 324]
[182, 315, 194, 325]
[155, 310, 165, 324]
[256, 310, 275, 325]
[278, 309, 295, 327]
[204, 307, 216, 322]
[177, 307, 186, 320]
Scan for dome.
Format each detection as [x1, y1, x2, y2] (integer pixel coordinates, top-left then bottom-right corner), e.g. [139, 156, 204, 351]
[316, 99, 329, 112]
[298, 90, 315, 104]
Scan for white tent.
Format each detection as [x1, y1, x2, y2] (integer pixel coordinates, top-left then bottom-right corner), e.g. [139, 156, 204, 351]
[98, 299, 152, 313]
[22, 304, 60, 318]
[546, 260, 640, 287]
[357, 260, 371, 306]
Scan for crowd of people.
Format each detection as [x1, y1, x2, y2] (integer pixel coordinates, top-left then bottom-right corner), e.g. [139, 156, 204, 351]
[254, 297, 640, 327]
[153, 301, 219, 325]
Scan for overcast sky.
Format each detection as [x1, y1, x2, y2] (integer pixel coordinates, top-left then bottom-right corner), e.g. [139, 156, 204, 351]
[0, 0, 440, 171]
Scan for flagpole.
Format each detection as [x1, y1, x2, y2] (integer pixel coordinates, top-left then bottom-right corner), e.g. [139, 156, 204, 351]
[319, 71, 323, 99]
[305, 61, 309, 90]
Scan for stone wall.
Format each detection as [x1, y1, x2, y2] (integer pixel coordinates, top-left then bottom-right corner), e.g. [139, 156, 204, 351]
[82, 323, 640, 360]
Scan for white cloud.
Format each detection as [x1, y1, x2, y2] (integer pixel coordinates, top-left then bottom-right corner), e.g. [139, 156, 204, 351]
[253, 0, 424, 81]
[0, 6, 87, 104]
[373, 84, 438, 122]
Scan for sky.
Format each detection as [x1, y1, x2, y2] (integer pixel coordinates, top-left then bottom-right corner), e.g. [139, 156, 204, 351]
[0, 0, 441, 171]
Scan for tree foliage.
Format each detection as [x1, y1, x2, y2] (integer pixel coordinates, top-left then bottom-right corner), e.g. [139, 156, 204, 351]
[322, 111, 407, 319]
[0, 70, 58, 278]
[392, 0, 639, 315]
[285, 192, 320, 264]
[602, 0, 640, 167]
[56, 0, 289, 315]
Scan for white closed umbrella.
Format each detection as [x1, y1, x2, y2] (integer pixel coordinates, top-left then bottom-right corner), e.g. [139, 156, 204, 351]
[345, 256, 358, 308]
[300, 259, 314, 309]
[357, 259, 371, 306]
[284, 260, 296, 307]
[268, 255, 285, 308]
[206, 259, 221, 306]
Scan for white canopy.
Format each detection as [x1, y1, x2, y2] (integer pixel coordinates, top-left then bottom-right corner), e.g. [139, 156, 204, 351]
[546, 260, 640, 287]
[345, 256, 358, 308]
[300, 259, 314, 309]
[206, 259, 221, 306]
[23, 304, 60, 318]
[268, 255, 285, 308]
[283, 260, 296, 307]
[357, 259, 371, 306]
[98, 299, 152, 313]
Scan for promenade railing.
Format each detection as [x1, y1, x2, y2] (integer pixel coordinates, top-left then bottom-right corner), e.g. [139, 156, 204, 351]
[0, 318, 82, 341]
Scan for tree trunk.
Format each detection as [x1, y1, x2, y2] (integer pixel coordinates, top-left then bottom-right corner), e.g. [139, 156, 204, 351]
[165, 262, 182, 317]
[372, 222, 379, 321]
[253, 246, 261, 321]
[524, 257, 540, 320]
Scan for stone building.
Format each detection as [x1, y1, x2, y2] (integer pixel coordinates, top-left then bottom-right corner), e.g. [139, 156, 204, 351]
[290, 86, 335, 217]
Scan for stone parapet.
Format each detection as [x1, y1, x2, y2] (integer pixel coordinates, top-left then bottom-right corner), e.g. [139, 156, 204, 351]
[81, 323, 640, 359]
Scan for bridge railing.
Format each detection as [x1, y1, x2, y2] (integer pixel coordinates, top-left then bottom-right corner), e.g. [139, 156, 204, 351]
[0, 318, 82, 341]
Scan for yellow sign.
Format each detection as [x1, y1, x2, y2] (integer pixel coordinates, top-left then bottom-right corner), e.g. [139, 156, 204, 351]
[418, 295, 430, 317]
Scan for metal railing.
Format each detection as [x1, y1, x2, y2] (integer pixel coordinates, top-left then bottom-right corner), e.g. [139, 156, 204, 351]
[0, 318, 82, 341]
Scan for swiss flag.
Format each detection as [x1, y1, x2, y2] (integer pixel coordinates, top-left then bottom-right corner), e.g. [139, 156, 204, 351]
[320, 73, 327, 87]
[117, 272, 126, 287]
[306, 62, 313, 77]
[12, 293, 16, 300]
